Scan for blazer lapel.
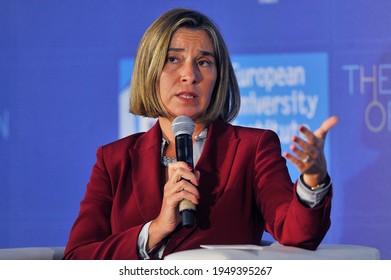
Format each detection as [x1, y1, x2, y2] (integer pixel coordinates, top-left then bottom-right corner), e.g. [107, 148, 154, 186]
[196, 120, 239, 222]
[129, 121, 164, 222]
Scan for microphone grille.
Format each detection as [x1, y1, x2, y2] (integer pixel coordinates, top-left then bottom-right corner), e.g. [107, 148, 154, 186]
[172, 116, 195, 136]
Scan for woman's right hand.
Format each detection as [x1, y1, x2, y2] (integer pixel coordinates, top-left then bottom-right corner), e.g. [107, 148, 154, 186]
[147, 161, 200, 250]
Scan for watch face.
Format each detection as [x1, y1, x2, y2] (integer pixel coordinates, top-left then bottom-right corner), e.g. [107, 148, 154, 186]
[310, 185, 322, 191]
[310, 174, 331, 191]
[310, 182, 327, 191]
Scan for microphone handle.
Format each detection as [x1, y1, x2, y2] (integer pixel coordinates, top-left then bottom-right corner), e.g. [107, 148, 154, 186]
[175, 134, 196, 228]
[175, 134, 193, 168]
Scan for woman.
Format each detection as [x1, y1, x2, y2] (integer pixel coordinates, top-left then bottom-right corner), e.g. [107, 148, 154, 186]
[64, 8, 338, 260]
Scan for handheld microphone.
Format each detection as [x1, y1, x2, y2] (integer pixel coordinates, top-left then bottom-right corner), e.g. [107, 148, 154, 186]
[171, 115, 196, 228]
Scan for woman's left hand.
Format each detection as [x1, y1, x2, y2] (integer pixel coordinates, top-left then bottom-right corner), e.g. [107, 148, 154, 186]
[284, 116, 339, 188]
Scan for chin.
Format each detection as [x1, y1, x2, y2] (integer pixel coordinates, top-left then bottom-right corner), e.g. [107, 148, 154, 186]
[172, 112, 200, 120]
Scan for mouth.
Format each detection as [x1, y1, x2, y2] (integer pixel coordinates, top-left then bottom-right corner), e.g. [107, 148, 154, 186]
[176, 91, 198, 101]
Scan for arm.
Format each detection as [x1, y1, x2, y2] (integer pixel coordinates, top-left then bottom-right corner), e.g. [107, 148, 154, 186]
[254, 130, 332, 250]
[146, 161, 200, 253]
[63, 146, 144, 260]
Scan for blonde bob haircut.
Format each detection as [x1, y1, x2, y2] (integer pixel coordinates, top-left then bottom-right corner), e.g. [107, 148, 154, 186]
[129, 8, 240, 125]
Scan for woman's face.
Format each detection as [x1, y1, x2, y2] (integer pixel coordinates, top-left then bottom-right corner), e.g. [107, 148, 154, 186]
[158, 28, 217, 121]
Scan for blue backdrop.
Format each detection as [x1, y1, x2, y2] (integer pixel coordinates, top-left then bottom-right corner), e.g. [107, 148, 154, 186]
[1, 0, 390, 259]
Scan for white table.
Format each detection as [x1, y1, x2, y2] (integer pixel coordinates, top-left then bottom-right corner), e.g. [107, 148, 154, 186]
[164, 243, 381, 260]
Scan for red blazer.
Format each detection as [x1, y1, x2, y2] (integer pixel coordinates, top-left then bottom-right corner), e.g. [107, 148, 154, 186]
[64, 119, 331, 260]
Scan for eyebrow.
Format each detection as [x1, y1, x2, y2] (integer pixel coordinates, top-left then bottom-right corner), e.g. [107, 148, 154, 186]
[168, 48, 215, 58]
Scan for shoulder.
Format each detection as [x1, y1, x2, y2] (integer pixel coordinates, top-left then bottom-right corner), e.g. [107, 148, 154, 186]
[91, 133, 146, 170]
[100, 120, 161, 154]
[221, 120, 279, 140]
[101, 132, 145, 153]
[210, 119, 280, 145]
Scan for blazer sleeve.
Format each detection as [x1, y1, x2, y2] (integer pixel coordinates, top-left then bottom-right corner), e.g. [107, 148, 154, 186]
[63, 146, 144, 260]
[253, 130, 332, 250]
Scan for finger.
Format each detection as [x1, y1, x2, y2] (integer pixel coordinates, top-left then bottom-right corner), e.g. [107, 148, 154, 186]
[289, 142, 309, 160]
[173, 186, 200, 205]
[178, 173, 199, 187]
[284, 151, 307, 171]
[175, 180, 200, 199]
[292, 135, 319, 159]
[164, 181, 200, 208]
[314, 116, 339, 139]
[297, 125, 318, 146]
[167, 161, 193, 177]
[167, 162, 198, 186]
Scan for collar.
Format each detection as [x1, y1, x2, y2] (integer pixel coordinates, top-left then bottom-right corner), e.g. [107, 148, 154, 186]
[160, 128, 208, 167]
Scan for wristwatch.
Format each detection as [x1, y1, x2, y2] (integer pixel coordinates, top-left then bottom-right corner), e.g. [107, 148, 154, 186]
[301, 173, 331, 191]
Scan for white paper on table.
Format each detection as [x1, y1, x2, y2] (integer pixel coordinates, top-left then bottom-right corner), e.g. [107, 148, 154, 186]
[200, 244, 264, 250]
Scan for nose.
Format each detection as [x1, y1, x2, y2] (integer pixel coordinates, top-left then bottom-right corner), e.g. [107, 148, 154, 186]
[180, 61, 199, 84]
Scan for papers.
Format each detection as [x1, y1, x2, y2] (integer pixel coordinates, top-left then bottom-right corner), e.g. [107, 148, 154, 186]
[200, 244, 264, 250]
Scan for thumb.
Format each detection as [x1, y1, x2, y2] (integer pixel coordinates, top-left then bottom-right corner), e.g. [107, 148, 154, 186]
[314, 116, 339, 139]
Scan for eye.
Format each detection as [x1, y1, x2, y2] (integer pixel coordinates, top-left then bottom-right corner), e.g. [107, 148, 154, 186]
[198, 59, 212, 67]
[167, 56, 178, 63]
